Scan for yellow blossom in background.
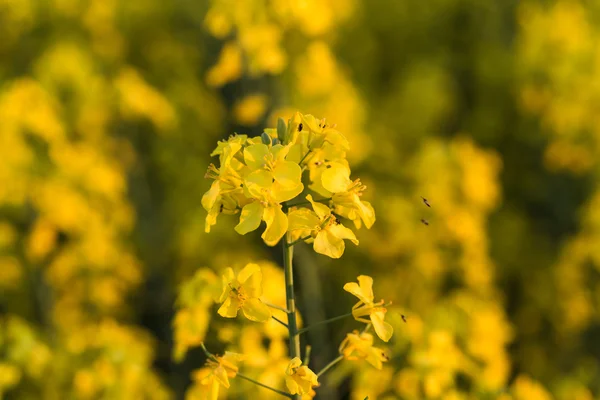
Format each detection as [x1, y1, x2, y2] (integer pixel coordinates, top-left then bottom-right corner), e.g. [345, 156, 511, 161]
[233, 94, 269, 126]
[201, 352, 244, 398]
[206, 42, 243, 87]
[511, 375, 553, 400]
[285, 357, 319, 395]
[339, 331, 389, 370]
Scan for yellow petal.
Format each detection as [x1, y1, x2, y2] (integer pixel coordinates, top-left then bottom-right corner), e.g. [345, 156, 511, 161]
[358, 200, 376, 229]
[273, 181, 304, 203]
[242, 298, 272, 322]
[238, 263, 262, 297]
[313, 230, 345, 259]
[261, 206, 288, 246]
[285, 375, 300, 395]
[210, 379, 220, 400]
[218, 268, 235, 302]
[273, 161, 302, 187]
[235, 202, 263, 235]
[343, 275, 373, 304]
[245, 169, 273, 199]
[202, 180, 221, 211]
[323, 128, 350, 150]
[357, 275, 374, 301]
[328, 224, 358, 245]
[301, 114, 321, 133]
[371, 310, 393, 342]
[306, 195, 331, 220]
[243, 143, 269, 170]
[321, 163, 351, 193]
[213, 365, 230, 388]
[288, 208, 320, 231]
[217, 297, 240, 318]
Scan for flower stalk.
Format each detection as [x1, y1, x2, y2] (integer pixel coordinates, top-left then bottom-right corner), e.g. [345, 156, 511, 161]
[283, 230, 301, 400]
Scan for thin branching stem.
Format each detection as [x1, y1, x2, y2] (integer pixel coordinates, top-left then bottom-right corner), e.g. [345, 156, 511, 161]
[296, 313, 354, 335]
[286, 235, 312, 248]
[316, 355, 344, 378]
[264, 301, 289, 313]
[272, 315, 288, 328]
[237, 373, 293, 398]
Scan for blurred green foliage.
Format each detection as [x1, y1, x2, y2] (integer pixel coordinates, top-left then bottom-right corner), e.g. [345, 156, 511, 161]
[0, 0, 599, 399]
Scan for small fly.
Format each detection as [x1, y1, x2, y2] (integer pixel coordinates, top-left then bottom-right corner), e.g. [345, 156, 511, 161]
[420, 219, 429, 226]
[421, 196, 431, 207]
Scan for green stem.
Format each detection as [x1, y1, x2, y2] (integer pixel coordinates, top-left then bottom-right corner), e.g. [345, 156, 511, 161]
[237, 373, 293, 398]
[303, 345, 312, 365]
[286, 235, 312, 248]
[317, 355, 344, 378]
[296, 313, 353, 335]
[282, 231, 301, 400]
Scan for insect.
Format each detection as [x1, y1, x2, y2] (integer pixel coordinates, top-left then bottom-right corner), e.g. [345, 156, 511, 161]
[421, 196, 431, 207]
[420, 219, 429, 226]
[401, 314, 407, 323]
[298, 123, 303, 132]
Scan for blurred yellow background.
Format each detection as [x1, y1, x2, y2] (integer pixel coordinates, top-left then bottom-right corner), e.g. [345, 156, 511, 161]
[1, 0, 599, 399]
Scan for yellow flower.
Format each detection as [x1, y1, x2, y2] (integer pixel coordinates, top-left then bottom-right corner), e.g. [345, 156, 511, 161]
[217, 264, 272, 322]
[288, 195, 358, 258]
[343, 275, 393, 342]
[192, 352, 244, 400]
[326, 168, 376, 229]
[202, 135, 251, 233]
[235, 143, 303, 245]
[339, 331, 389, 370]
[284, 357, 319, 395]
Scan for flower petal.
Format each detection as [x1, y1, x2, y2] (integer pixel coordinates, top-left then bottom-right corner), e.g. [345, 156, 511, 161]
[217, 297, 240, 318]
[244, 143, 269, 170]
[357, 275, 374, 300]
[218, 268, 235, 302]
[313, 230, 345, 259]
[202, 180, 221, 211]
[245, 170, 273, 199]
[238, 263, 262, 297]
[288, 208, 320, 231]
[371, 310, 393, 342]
[235, 202, 264, 235]
[343, 275, 373, 304]
[273, 161, 302, 187]
[321, 163, 351, 193]
[273, 181, 304, 203]
[242, 298, 272, 322]
[328, 223, 358, 245]
[261, 206, 288, 246]
[285, 375, 300, 395]
[306, 194, 331, 220]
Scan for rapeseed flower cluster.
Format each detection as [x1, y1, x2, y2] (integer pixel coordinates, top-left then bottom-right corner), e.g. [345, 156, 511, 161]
[202, 112, 375, 258]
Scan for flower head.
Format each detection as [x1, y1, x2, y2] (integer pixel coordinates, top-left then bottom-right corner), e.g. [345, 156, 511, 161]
[339, 331, 389, 370]
[202, 113, 374, 251]
[343, 275, 393, 342]
[217, 263, 271, 322]
[284, 357, 319, 395]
